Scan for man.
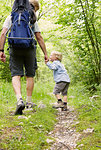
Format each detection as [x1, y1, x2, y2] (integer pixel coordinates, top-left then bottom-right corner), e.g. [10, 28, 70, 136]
[0, 0, 48, 115]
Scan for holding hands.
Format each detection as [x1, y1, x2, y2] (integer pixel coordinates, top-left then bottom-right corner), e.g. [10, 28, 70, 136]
[0, 52, 6, 62]
[44, 54, 49, 64]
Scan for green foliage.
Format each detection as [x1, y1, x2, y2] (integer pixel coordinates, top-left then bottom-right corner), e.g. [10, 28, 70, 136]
[0, 0, 100, 90]
[0, 53, 11, 82]
[53, 0, 100, 89]
[0, 0, 11, 29]
[0, 0, 12, 81]
[36, 0, 101, 90]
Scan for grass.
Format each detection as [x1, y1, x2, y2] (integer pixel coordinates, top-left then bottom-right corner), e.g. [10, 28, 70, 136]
[68, 83, 101, 150]
[0, 80, 100, 149]
[0, 80, 57, 150]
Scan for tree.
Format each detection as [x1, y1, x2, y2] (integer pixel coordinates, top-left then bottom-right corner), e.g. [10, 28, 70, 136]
[54, 0, 100, 89]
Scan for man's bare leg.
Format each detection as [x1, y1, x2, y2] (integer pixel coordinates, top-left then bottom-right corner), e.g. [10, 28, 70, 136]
[26, 77, 34, 96]
[12, 76, 25, 115]
[26, 77, 36, 108]
[12, 76, 22, 99]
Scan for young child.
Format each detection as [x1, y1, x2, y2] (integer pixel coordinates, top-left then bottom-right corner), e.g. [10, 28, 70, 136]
[45, 51, 70, 111]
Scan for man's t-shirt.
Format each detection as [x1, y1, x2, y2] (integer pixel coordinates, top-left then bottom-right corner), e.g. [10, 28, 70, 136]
[3, 15, 41, 33]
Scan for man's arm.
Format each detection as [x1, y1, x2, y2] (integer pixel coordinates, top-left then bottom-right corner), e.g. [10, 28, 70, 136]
[0, 27, 7, 49]
[35, 32, 48, 61]
[0, 27, 8, 62]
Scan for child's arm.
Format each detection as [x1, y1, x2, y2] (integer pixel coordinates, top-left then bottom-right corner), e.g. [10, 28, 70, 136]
[46, 61, 57, 70]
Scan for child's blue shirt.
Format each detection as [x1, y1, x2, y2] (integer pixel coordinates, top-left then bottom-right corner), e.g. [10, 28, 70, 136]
[46, 60, 70, 83]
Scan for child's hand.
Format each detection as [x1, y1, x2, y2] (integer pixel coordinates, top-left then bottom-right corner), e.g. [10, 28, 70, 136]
[45, 59, 49, 64]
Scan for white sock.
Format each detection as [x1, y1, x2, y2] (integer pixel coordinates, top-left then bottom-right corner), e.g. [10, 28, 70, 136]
[26, 96, 32, 103]
[16, 94, 22, 102]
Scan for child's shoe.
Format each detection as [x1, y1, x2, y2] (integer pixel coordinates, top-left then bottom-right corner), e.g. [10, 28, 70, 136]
[26, 102, 37, 109]
[15, 98, 25, 115]
[62, 105, 68, 111]
[53, 101, 64, 108]
[62, 103, 69, 111]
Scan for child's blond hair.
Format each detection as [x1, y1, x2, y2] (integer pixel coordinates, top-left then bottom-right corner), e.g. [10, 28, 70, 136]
[51, 51, 62, 62]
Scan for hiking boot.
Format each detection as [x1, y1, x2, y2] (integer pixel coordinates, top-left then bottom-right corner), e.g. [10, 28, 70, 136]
[15, 98, 25, 115]
[26, 102, 37, 109]
[53, 101, 64, 109]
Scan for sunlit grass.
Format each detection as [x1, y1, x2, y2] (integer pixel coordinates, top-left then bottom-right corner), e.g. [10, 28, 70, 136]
[0, 80, 100, 149]
[0, 80, 57, 150]
[68, 83, 101, 150]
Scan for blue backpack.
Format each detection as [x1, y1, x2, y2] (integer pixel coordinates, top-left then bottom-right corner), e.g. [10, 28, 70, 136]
[7, 0, 36, 49]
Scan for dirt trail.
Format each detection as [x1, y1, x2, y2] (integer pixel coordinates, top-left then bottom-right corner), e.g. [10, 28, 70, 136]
[48, 106, 81, 150]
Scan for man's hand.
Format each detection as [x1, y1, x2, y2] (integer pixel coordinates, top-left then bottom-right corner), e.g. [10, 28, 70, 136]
[44, 54, 48, 62]
[0, 52, 6, 62]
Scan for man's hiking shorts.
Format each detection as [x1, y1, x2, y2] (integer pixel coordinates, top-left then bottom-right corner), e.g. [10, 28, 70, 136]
[9, 47, 37, 77]
[53, 82, 70, 96]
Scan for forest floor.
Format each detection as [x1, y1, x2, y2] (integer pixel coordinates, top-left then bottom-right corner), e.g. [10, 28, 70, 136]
[0, 81, 100, 149]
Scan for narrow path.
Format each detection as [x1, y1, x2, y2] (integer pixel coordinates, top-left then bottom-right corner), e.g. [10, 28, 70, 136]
[48, 106, 81, 150]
